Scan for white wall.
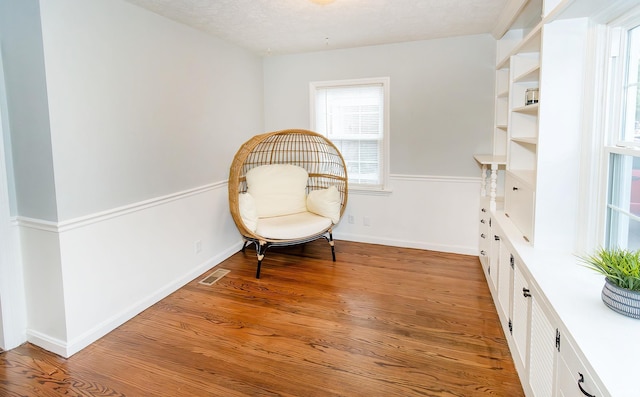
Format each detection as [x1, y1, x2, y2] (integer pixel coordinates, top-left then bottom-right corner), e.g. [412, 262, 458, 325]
[0, 0, 57, 221]
[263, 35, 496, 177]
[6, 0, 264, 356]
[263, 36, 495, 253]
[39, 0, 263, 221]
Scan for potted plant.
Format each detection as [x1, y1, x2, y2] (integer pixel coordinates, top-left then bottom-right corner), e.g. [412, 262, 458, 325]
[579, 247, 640, 319]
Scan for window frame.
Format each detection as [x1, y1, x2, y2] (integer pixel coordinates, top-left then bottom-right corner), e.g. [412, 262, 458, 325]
[309, 77, 391, 193]
[601, 8, 640, 250]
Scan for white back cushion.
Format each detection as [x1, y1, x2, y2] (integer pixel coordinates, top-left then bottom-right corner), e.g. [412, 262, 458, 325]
[246, 164, 309, 218]
[306, 186, 341, 224]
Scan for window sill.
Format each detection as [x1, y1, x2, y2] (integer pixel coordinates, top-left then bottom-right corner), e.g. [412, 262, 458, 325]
[348, 187, 393, 196]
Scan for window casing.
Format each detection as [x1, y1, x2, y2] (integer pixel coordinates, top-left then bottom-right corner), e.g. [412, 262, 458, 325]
[310, 77, 390, 192]
[605, 11, 640, 250]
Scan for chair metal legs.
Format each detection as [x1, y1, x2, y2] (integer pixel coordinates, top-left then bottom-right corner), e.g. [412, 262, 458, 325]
[242, 232, 336, 279]
[255, 241, 267, 279]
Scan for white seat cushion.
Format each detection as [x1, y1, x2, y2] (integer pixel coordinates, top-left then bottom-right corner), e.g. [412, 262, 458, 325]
[238, 192, 258, 232]
[256, 211, 332, 240]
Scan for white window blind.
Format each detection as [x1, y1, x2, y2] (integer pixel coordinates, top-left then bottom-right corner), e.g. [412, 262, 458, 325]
[312, 80, 387, 189]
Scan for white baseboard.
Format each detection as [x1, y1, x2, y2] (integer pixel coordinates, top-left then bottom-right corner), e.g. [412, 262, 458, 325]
[335, 232, 477, 256]
[25, 330, 68, 358]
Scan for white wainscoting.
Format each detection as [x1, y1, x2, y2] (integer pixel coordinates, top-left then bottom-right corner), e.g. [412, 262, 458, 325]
[19, 181, 243, 357]
[334, 174, 481, 255]
[17, 174, 481, 357]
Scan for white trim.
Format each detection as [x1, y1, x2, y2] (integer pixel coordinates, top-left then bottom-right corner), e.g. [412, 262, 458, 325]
[391, 174, 481, 184]
[17, 181, 227, 232]
[25, 330, 68, 357]
[347, 174, 480, 196]
[348, 187, 393, 196]
[592, 5, 640, 250]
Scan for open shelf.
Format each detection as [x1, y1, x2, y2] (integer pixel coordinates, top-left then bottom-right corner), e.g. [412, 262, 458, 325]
[514, 65, 540, 83]
[512, 103, 539, 114]
[511, 136, 538, 145]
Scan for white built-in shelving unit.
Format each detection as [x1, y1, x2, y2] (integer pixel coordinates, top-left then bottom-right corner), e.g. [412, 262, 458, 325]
[475, 0, 640, 396]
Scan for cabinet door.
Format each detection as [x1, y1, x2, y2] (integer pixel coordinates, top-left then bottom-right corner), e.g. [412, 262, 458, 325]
[529, 296, 557, 397]
[489, 233, 500, 292]
[556, 337, 604, 397]
[505, 172, 535, 242]
[511, 260, 531, 372]
[497, 241, 513, 324]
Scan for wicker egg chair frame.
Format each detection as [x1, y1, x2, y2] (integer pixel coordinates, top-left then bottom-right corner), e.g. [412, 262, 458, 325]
[228, 129, 348, 278]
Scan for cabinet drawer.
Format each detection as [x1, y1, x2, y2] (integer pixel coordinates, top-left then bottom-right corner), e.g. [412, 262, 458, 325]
[504, 173, 535, 242]
[479, 205, 489, 255]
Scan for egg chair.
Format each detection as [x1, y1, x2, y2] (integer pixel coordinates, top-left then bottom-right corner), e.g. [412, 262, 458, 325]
[228, 129, 348, 278]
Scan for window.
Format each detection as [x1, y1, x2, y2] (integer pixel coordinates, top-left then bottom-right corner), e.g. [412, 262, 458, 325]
[605, 15, 640, 250]
[310, 77, 390, 191]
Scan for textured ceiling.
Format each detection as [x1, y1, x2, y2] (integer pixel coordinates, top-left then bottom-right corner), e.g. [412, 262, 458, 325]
[124, 0, 509, 55]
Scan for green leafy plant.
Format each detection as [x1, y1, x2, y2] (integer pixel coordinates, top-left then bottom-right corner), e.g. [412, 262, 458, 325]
[579, 247, 640, 292]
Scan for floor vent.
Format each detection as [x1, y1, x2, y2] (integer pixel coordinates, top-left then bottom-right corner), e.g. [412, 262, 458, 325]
[199, 268, 230, 286]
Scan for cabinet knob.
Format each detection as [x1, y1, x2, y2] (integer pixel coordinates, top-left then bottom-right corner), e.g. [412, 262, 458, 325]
[480, 219, 486, 224]
[481, 233, 486, 239]
[512, 186, 519, 191]
[577, 373, 596, 397]
[522, 288, 531, 298]
[481, 208, 487, 212]
[480, 250, 486, 256]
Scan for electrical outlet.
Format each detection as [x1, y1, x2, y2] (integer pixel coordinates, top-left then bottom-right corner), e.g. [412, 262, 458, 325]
[363, 216, 371, 226]
[348, 214, 355, 224]
[194, 240, 202, 253]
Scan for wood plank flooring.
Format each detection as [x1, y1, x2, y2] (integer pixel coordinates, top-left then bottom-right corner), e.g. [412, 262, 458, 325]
[0, 240, 524, 396]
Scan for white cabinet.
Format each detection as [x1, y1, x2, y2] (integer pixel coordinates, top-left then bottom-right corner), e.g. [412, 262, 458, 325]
[488, 214, 609, 397]
[476, 1, 640, 396]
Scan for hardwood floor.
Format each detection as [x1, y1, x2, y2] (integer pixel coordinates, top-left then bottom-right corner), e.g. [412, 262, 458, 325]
[0, 240, 524, 396]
